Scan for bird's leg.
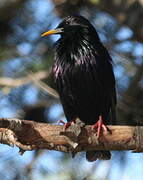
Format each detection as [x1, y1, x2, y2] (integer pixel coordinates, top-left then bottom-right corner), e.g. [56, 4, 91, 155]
[58, 120, 66, 125]
[63, 120, 76, 130]
[92, 115, 108, 138]
[58, 119, 76, 130]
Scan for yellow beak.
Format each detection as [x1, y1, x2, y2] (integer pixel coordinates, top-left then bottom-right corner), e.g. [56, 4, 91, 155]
[41, 28, 63, 37]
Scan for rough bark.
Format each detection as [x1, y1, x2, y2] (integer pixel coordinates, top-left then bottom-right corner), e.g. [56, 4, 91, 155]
[0, 118, 142, 155]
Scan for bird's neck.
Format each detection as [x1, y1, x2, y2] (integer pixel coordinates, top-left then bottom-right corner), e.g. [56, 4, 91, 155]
[55, 35, 94, 64]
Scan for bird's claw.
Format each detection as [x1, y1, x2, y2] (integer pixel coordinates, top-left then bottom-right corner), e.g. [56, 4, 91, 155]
[92, 115, 108, 139]
[58, 120, 66, 125]
[58, 119, 76, 130]
[63, 122, 73, 130]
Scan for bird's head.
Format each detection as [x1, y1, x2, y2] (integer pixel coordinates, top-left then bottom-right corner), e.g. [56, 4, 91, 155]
[41, 15, 99, 41]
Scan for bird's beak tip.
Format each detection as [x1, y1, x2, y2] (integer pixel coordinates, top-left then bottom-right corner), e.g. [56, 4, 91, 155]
[41, 33, 46, 37]
[41, 30, 56, 37]
[41, 28, 63, 37]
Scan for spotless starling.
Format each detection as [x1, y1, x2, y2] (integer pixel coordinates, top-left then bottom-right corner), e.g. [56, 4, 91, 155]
[41, 15, 116, 161]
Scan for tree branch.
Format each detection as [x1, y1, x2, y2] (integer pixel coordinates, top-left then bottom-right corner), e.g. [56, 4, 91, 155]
[0, 71, 59, 98]
[0, 71, 48, 87]
[0, 118, 142, 155]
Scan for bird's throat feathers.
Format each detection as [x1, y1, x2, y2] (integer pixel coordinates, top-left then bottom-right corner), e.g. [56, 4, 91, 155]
[55, 34, 95, 64]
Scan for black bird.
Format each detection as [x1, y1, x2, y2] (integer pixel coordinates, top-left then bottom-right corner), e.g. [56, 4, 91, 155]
[41, 15, 116, 161]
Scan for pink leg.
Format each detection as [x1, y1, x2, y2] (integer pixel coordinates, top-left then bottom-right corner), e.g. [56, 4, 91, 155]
[92, 115, 108, 138]
[58, 119, 76, 130]
[58, 120, 66, 125]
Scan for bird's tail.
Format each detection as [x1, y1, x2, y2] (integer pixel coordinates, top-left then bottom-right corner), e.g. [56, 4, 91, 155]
[86, 150, 111, 162]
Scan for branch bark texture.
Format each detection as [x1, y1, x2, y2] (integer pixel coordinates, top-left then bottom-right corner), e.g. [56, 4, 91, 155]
[0, 118, 142, 155]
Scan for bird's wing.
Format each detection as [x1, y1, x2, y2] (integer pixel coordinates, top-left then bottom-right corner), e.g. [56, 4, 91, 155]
[86, 42, 116, 124]
[96, 45, 117, 124]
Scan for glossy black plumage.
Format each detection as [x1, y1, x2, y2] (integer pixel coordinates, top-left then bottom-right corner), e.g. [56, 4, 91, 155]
[47, 15, 116, 161]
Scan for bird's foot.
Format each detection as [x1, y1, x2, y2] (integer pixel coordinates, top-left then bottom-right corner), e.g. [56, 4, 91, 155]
[92, 115, 108, 139]
[58, 119, 76, 130]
